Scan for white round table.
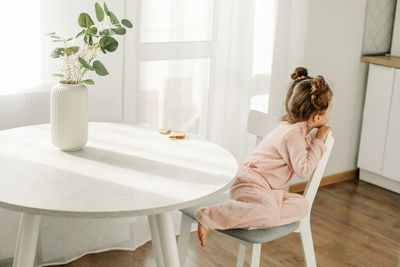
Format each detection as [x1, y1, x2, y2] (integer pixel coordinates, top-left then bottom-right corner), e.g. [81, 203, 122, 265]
[0, 123, 238, 267]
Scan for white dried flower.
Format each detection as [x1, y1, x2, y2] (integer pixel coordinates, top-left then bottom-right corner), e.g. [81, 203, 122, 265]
[57, 54, 81, 83]
[56, 46, 95, 83]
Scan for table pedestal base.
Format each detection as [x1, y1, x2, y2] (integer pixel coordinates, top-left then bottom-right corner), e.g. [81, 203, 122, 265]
[13, 213, 41, 267]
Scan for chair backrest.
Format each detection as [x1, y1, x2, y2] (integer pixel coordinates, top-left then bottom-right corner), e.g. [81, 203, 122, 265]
[247, 110, 280, 145]
[302, 131, 334, 206]
[247, 110, 335, 209]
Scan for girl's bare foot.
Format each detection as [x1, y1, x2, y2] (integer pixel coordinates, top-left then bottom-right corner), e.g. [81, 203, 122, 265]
[198, 223, 209, 247]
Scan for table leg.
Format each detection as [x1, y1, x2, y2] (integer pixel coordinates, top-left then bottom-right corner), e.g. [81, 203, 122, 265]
[12, 213, 41, 267]
[148, 215, 165, 267]
[155, 213, 181, 267]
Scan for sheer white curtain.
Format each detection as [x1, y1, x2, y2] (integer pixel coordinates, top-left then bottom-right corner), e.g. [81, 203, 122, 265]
[269, 0, 309, 117]
[0, 0, 277, 265]
[209, 0, 277, 161]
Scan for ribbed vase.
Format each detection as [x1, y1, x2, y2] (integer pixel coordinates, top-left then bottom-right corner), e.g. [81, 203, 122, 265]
[51, 82, 88, 151]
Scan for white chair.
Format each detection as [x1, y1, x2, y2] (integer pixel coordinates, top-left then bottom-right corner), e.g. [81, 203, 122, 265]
[178, 110, 335, 267]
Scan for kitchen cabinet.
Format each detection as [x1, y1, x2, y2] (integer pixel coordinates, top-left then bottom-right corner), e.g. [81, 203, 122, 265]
[358, 56, 400, 193]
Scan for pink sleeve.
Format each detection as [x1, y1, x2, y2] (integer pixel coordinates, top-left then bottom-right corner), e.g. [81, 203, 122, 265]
[278, 131, 327, 179]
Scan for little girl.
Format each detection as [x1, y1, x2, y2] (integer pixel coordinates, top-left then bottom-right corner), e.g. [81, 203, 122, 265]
[196, 67, 333, 247]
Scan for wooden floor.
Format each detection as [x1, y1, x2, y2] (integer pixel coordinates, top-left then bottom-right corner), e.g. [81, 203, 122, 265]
[51, 179, 400, 267]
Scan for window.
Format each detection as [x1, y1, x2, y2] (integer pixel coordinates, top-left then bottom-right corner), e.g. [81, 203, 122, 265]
[138, 59, 210, 132]
[0, 1, 42, 94]
[140, 0, 214, 43]
[250, 0, 276, 113]
[125, 0, 215, 136]
[125, 0, 276, 140]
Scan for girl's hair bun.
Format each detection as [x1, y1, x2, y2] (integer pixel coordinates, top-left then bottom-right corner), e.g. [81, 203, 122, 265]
[291, 67, 308, 81]
[311, 75, 330, 111]
[311, 75, 329, 95]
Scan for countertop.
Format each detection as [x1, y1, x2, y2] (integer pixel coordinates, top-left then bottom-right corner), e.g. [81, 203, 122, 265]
[362, 54, 400, 69]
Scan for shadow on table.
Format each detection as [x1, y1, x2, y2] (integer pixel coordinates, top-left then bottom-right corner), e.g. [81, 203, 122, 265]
[68, 146, 228, 186]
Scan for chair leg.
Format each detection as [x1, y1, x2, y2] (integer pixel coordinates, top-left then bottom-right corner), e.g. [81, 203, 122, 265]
[178, 213, 195, 267]
[236, 243, 246, 267]
[299, 219, 317, 267]
[249, 243, 261, 267]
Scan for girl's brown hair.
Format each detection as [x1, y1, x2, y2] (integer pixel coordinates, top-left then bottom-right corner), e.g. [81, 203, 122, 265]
[282, 67, 332, 123]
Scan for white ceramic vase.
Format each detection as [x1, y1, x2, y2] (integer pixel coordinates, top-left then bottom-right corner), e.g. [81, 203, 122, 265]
[50, 82, 88, 151]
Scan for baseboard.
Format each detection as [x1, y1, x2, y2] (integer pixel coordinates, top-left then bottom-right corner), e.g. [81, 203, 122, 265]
[289, 169, 358, 193]
[359, 168, 400, 194]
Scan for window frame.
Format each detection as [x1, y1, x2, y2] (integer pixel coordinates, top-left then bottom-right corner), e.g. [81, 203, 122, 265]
[123, 0, 218, 138]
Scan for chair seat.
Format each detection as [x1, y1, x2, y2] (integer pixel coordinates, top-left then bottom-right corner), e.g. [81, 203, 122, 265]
[180, 192, 300, 244]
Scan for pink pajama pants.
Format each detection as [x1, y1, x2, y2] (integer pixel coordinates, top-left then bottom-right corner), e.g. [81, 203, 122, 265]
[195, 166, 309, 230]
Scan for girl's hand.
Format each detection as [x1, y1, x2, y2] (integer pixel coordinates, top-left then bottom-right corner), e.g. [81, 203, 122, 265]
[316, 126, 332, 142]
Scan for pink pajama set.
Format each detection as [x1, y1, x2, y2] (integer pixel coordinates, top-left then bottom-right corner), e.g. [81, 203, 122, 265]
[195, 121, 327, 230]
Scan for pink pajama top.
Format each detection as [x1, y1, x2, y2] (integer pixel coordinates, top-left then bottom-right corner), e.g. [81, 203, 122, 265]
[243, 121, 327, 190]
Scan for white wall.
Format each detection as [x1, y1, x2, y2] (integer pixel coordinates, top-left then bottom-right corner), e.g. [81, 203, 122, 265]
[269, 0, 367, 177]
[304, 0, 368, 176]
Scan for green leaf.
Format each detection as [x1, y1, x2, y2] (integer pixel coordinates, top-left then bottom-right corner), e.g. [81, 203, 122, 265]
[78, 57, 94, 70]
[100, 28, 115, 36]
[89, 26, 98, 35]
[65, 46, 79, 56]
[99, 36, 118, 52]
[82, 79, 95, 85]
[109, 12, 119, 25]
[47, 33, 61, 39]
[76, 29, 86, 38]
[52, 73, 64, 77]
[78, 13, 94, 28]
[113, 26, 126, 35]
[121, 19, 133, 28]
[52, 39, 65, 42]
[50, 47, 64, 58]
[84, 35, 94, 45]
[70, 46, 80, 53]
[65, 37, 73, 41]
[104, 2, 110, 15]
[93, 60, 109, 76]
[100, 46, 107, 54]
[95, 2, 104, 22]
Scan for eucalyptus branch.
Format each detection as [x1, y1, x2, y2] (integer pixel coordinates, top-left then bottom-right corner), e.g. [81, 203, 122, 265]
[49, 1, 133, 85]
[77, 46, 100, 83]
[76, 42, 90, 82]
